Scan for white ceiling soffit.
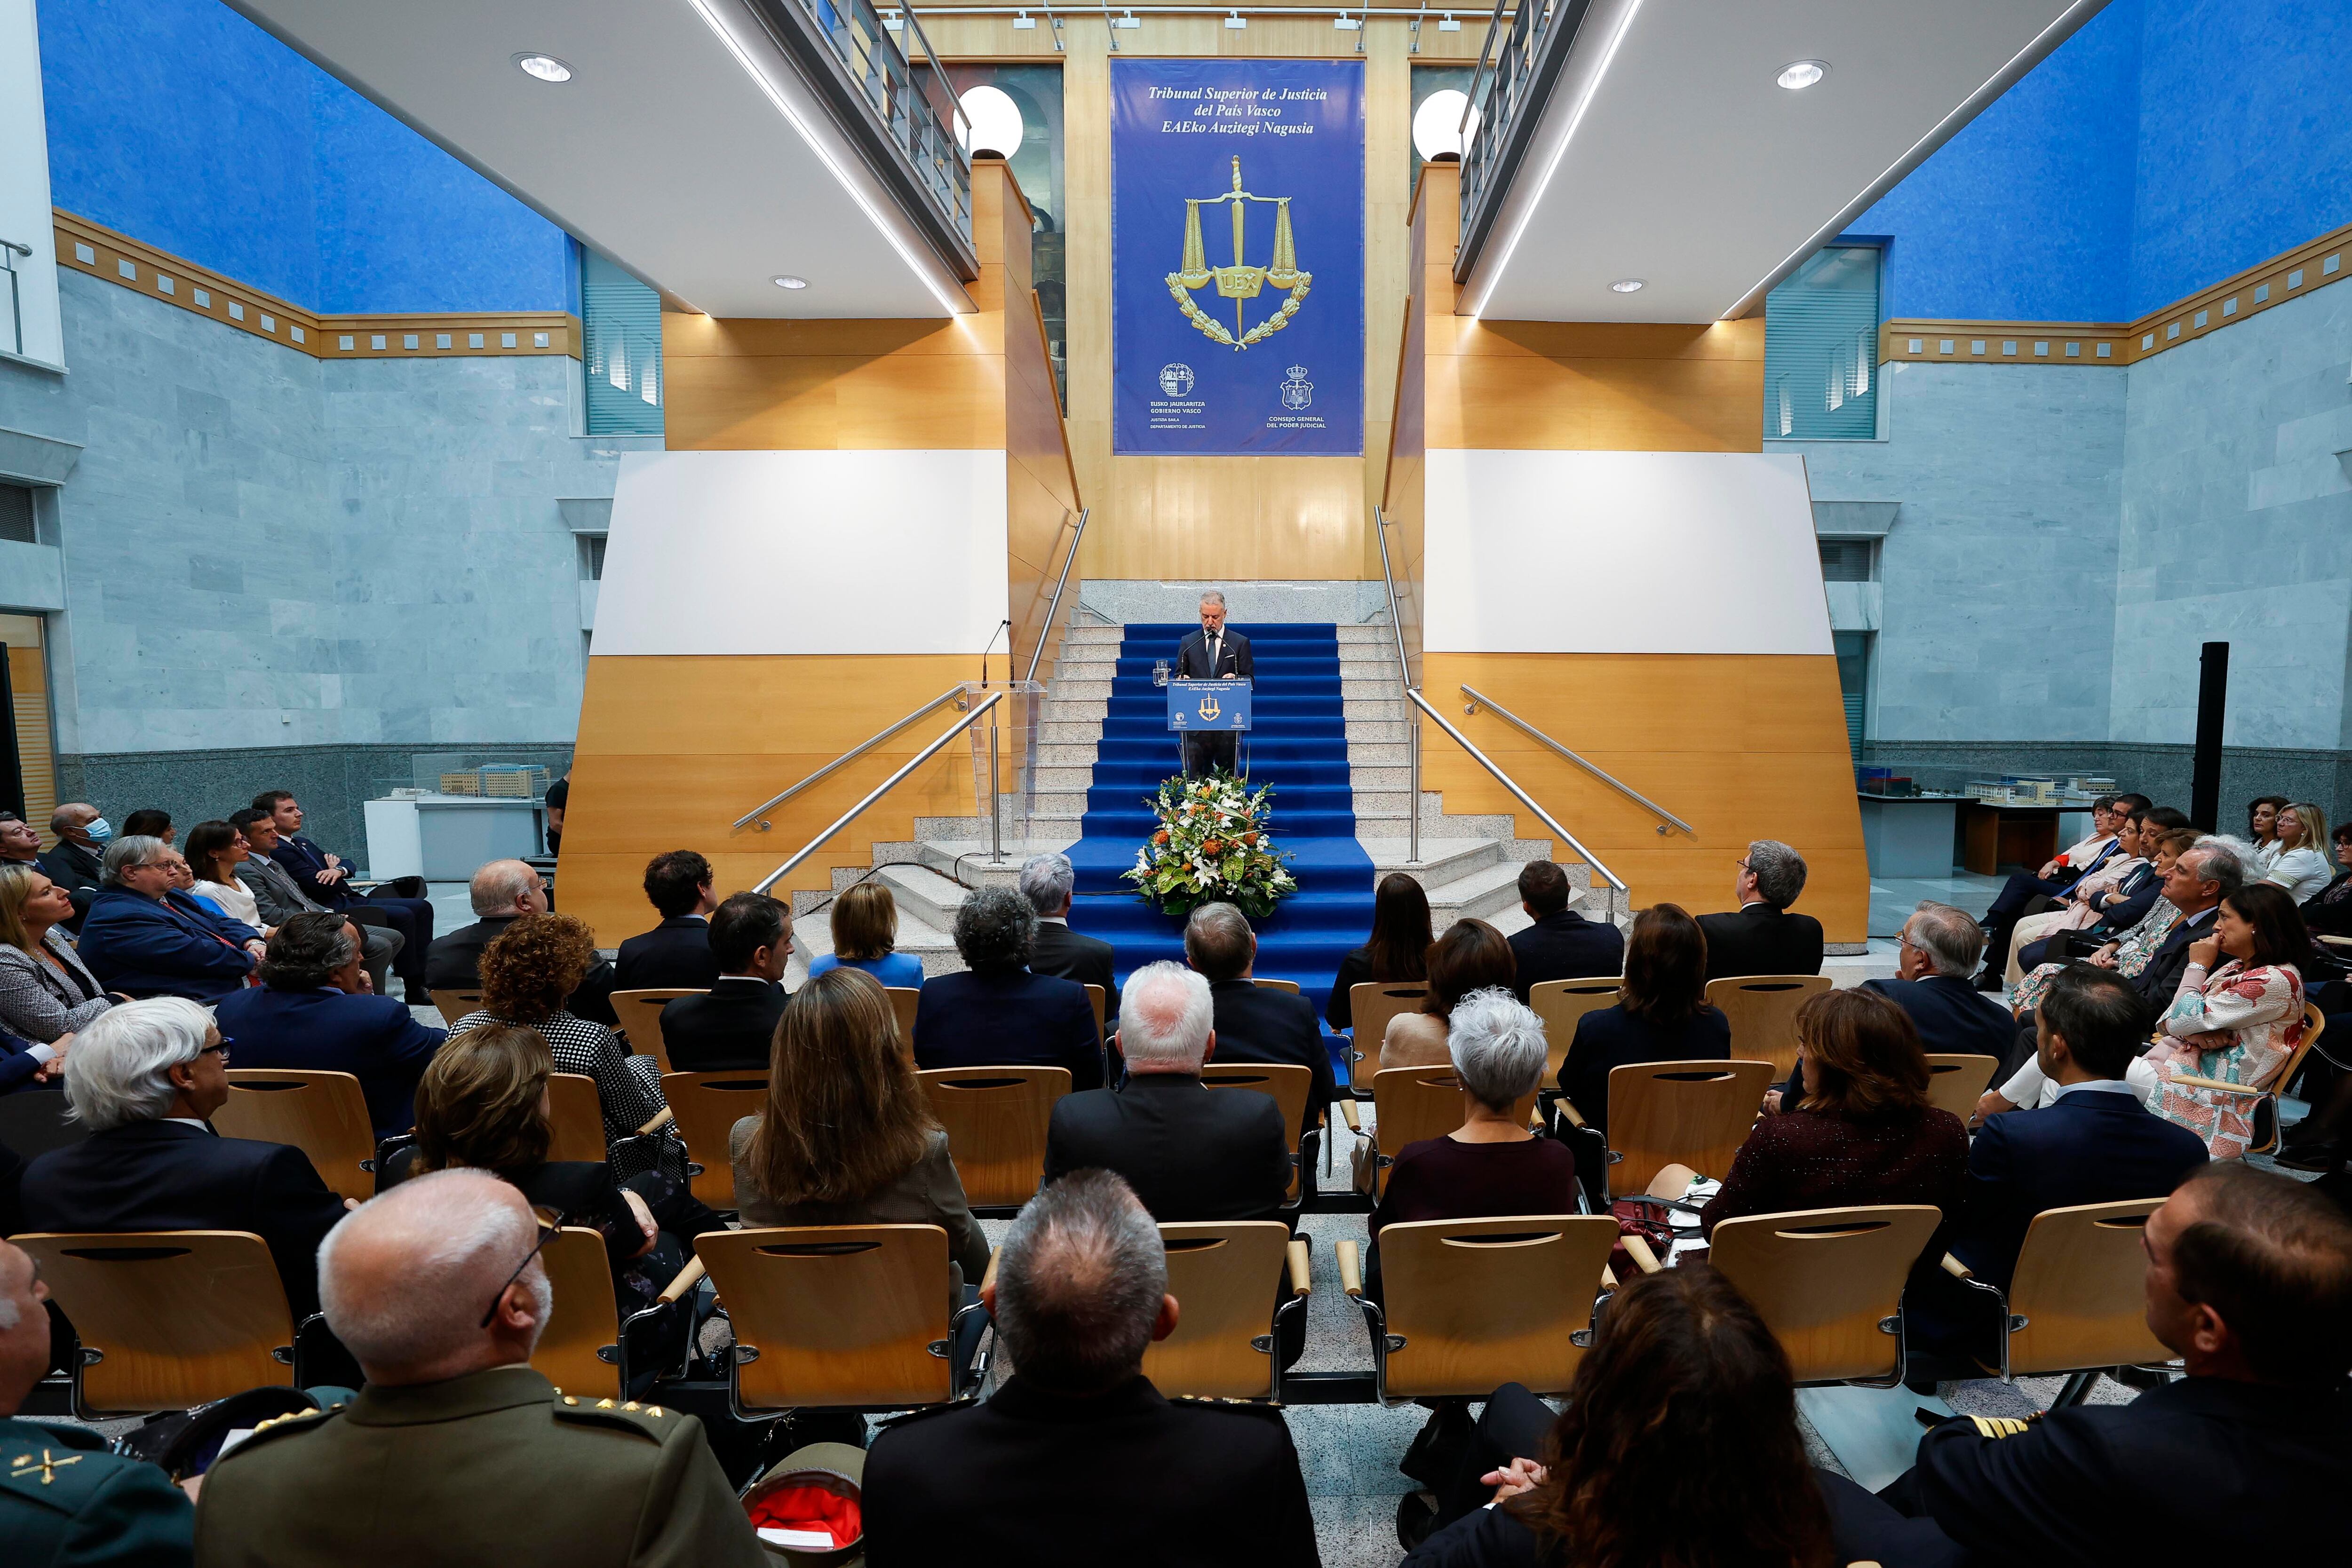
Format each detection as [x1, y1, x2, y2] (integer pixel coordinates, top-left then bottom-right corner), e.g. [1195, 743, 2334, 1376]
[223, 0, 972, 318]
[1463, 0, 2109, 323]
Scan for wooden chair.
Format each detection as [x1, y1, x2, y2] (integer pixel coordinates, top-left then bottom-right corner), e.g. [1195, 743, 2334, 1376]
[917, 1066, 1071, 1212]
[1336, 1215, 1617, 1402]
[214, 1069, 378, 1201]
[660, 1070, 771, 1211]
[532, 1228, 707, 1399]
[1939, 1198, 2170, 1402]
[611, 988, 707, 1073]
[1527, 977, 1623, 1082]
[696, 1224, 985, 1418]
[1200, 1061, 1315, 1205]
[429, 988, 482, 1027]
[546, 1072, 612, 1164]
[1084, 983, 1107, 1041]
[1365, 1067, 1538, 1199]
[16, 1232, 296, 1416]
[1346, 983, 1430, 1091]
[1707, 1204, 1944, 1386]
[2161, 1003, 2326, 1155]
[1252, 977, 1302, 993]
[1582, 1059, 1779, 1199]
[1143, 1222, 1311, 1401]
[1923, 1054, 2001, 1123]
[1704, 975, 1833, 1078]
[885, 987, 922, 1053]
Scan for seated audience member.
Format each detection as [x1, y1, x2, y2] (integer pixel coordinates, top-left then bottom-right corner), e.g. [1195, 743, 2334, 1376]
[253, 789, 435, 998]
[1973, 794, 2142, 988]
[396, 1025, 719, 1307]
[2147, 880, 2313, 1159]
[2265, 802, 2335, 903]
[1328, 871, 1432, 1033]
[449, 913, 671, 1177]
[1557, 903, 1729, 1135]
[193, 1169, 768, 1568]
[2008, 826, 2195, 1016]
[807, 880, 925, 990]
[2298, 819, 2352, 937]
[1383, 918, 1517, 1072]
[731, 968, 988, 1307]
[912, 887, 1102, 1089]
[1857, 901, 2018, 1066]
[2247, 793, 2290, 871]
[1910, 965, 2208, 1366]
[424, 856, 614, 1024]
[2122, 835, 2241, 1011]
[658, 892, 791, 1071]
[1045, 961, 1291, 1223]
[543, 769, 570, 855]
[182, 818, 265, 934]
[1998, 808, 2151, 986]
[0, 813, 42, 866]
[1019, 852, 1117, 1015]
[863, 1171, 1317, 1567]
[74, 835, 262, 1001]
[232, 808, 403, 999]
[0, 862, 112, 1043]
[19, 998, 350, 1314]
[0, 1235, 195, 1564]
[614, 849, 722, 991]
[1505, 860, 1623, 999]
[1405, 1267, 1837, 1566]
[214, 912, 449, 1136]
[1699, 839, 1824, 982]
[38, 803, 109, 926]
[0, 1020, 66, 1095]
[120, 808, 173, 846]
[1185, 902, 1334, 1133]
[1826, 1164, 2352, 1567]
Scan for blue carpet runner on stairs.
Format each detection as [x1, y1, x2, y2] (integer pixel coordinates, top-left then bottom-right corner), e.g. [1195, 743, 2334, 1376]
[1064, 623, 1376, 1042]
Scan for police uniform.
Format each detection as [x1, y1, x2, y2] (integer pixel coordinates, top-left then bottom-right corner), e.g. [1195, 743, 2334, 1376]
[0, 1413, 195, 1567]
[192, 1364, 768, 1568]
[861, 1373, 1318, 1566]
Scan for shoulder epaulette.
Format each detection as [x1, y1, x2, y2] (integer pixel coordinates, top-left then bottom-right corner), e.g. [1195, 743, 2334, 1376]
[214, 1402, 346, 1458]
[1966, 1413, 2041, 1440]
[549, 1390, 683, 1441]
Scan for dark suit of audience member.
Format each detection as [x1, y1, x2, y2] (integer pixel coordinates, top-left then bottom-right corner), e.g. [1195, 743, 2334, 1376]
[1698, 903, 1823, 982]
[213, 984, 447, 1135]
[75, 887, 255, 1001]
[1507, 909, 1624, 999]
[658, 977, 788, 1072]
[19, 1121, 347, 1315]
[1780, 968, 2018, 1100]
[2013, 862, 2164, 978]
[1557, 1002, 1731, 1136]
[426, 913, 618, 1026]
[614, 915, 721, 992]
[1045, 1072, 1290, 1222]
[0, 1026, 57, 1094]
[2131, 903, 2218, 1010]
[36, 838, 101, 928]
[914, 968, 1103, 1090]
[1031, 917, 1119, 1025]
[1207, 977, 1334, 1136]
[267, 830, 433, 984]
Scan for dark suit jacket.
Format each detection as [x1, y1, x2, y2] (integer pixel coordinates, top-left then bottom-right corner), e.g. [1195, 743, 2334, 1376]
[213, 985, 449, 1134]
[19, 1120, 350, 1315]
[74, 887, 256, 1000]
[424, 914, 618, 1025]
[1557, 1003, 1731, 1134]
[1207, 978, 1335, 1134]
[1864, 974, 2019, 1061]
[1045, 1072, 1291, 1222]
[658, 978, 787, 1072]
[269, 833, 353, 907]
[1507, 910, 1624, 999]
[1174, 626, 1254, 680]
[0, 1026, 52, 1094]
[1697, 903, 1824, 982]
[1031, 919, 1119, 1025]
[2132, 905, 2219, 1010]
[37, 839, 102, 925]
[614, 916, 722, 992]
[2082, 862, 2161, 939]
[914, 968, 1104, 1090]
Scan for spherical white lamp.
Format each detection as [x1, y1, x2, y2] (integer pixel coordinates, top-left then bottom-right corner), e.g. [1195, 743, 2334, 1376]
[1412, 89, 1480, 162]
[958, 85, 1026, 160]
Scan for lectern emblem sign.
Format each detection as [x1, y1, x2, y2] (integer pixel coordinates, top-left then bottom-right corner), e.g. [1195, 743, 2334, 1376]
[1165, 155, 1312, 350]
[1197, 695, 1223, 723]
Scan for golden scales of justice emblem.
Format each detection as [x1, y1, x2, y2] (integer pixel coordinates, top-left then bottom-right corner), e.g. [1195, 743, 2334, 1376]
[1166, 155, 1311, 349]
[1197, 694, 1223, 722]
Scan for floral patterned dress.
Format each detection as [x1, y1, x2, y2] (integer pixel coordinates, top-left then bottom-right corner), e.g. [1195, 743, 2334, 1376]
[2010, 898, 2180, 1016]
[2148, 958, 2304, 1159]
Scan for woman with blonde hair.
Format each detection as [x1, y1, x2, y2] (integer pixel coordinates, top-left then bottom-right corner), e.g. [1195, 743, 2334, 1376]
[807, 881, 925, 989]
[2263, 803, 2334, 904]
[0, 861, 111, 1048]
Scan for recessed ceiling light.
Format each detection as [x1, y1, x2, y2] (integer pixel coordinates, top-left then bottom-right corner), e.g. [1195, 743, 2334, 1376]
[1610, 278, 1645, 293]
[1777, 60, 1827, 90]
[771, 275, 808, 290]
[513, 53, 573, 83]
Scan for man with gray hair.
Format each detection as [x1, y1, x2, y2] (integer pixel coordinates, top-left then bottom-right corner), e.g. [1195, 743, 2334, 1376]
[1698, 839, 1824, 982]
[863, 1170, 1316, 1565]
[423, 857, 617, 1024]
[1772, 902, 2015, 1111]
[1172, 589, 1253, 778]
[1044, 960, 1290, 1223]
[1020, 851, 1120, 1023]
[2122, 834, 2244, 1012]
[72, 836, 263, 1001]
[913, 885, 1103, 1088]
[194, 1170, 766, 1568]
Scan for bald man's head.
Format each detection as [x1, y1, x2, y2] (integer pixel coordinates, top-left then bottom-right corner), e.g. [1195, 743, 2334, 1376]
[470, 858, 547, 917]
[318, 1170, 549, 1386]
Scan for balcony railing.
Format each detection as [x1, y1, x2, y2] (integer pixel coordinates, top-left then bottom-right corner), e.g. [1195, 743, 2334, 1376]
[1455, 0, 1591, 284]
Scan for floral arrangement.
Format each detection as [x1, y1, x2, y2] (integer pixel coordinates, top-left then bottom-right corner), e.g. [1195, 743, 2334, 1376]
[1122, 770, 1298, 919]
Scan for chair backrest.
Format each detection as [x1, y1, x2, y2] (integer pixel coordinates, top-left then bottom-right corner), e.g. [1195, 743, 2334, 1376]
[1144, 1221, 1295, 1399]
[1706, 1205, 1944, 1384]
[610, 988, 707, 1072]
[2272, 1003, 2326, 1097]
[696, 1225, 953, 1410]
[916, 1066, 1071, 1208]
[1376, 1215, 1619, 1398]
[531, 1226, 625, 1398]
[1605, 1059, 1779, 1195]
[1252, 977, 1302, 993]
[2002, 1198, 2170, 1378]
[1200, 1061, 1314, 1203]
[214, 1069, 378, 1202]
[16, 1231, 294, 1413]
[1084, 983, 1106, 1040]
[885, 988, 921, 1054]
[1526, 977, 1624, 1082]
[660, 1070, 771, 1210]
[1922, 1054, 2001, 1122]
[1369, 1067, 1537, 1198]
[1349, 984, 1431, 1090]
[429, 989, 482, 1027]
[0, 1085, 89, 1160]
[545, 1072, 610, 1164]
[1704, 975, 1833, 1078]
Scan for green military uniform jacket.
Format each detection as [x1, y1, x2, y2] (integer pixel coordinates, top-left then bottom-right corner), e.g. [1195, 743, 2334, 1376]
[193, 1364, 767, 1568]
[1, 1413, 195, 1567]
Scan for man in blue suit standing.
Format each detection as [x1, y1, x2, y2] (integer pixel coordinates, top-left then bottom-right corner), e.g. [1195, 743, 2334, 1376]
[913, 887, 1103, 1091]
[1173, 589, 1253, 779]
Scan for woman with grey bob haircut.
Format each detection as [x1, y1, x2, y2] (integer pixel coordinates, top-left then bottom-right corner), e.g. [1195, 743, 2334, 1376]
[1446, 987, 1549, 1110]
[59, 995, 216, 1131]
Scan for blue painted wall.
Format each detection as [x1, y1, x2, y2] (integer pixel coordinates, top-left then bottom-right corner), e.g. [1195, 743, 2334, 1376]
[39, 0, 570, 313]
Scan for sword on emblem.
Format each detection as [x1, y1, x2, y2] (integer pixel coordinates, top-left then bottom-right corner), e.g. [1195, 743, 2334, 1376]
[1166, 156, 1312, 350]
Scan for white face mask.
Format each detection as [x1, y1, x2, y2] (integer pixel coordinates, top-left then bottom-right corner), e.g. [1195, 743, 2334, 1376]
[83, 818, 113, 845]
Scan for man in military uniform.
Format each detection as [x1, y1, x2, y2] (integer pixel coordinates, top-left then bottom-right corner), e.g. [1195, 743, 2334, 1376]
[0, 1238, 195, 1566]
[193, 1170, 764, 1568]
[862, 1170, 1317, 1566]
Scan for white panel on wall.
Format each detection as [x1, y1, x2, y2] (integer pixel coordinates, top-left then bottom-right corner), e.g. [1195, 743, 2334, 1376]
[593, 449, 1010, 656]
[1424, 450, 1834, 655]
[0, 0, 64, 368]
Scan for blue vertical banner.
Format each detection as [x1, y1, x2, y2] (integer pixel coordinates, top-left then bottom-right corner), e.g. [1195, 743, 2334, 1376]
[1111, 59, 1365, 456]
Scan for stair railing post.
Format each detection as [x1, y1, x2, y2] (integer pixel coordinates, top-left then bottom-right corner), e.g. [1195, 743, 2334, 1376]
[988, 706, 1005, 863]
[1408, 703, 1420, 866]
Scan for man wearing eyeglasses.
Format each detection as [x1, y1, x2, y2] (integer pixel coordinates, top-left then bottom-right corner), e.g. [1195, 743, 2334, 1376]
[425, 859, 618, 1025]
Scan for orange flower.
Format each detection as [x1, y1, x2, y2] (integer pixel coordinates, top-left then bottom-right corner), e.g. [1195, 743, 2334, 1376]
[1153, 829, 1170, 845]
[1242, 832, 1258, 845]
[1203, 839, 1224, 855]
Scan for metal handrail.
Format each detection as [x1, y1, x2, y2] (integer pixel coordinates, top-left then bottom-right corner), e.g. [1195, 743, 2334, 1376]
[1459, 683, 1692, 836]
[732, 685, 971, 831]
[1373, 508, 1420, 864]
[1023, 507, 1091, 685]
[754, 690, 1006, 894]
[1406, 690, 1626, 892]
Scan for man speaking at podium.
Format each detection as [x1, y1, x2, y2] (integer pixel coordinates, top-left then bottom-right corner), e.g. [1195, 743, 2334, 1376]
[1176, 589, 1253, 778]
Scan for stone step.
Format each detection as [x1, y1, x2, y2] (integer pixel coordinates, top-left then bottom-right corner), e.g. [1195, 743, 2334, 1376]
[1046, 698, 1109, 722]
[1037, 742, 1100, 768]
[873, 861, 973, 928]
[1342, 698, 1405, 721]
[1054, 678, 1117, 700]
[1061, 626, 1126, 646]
[1422, 857, 1530, 923]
